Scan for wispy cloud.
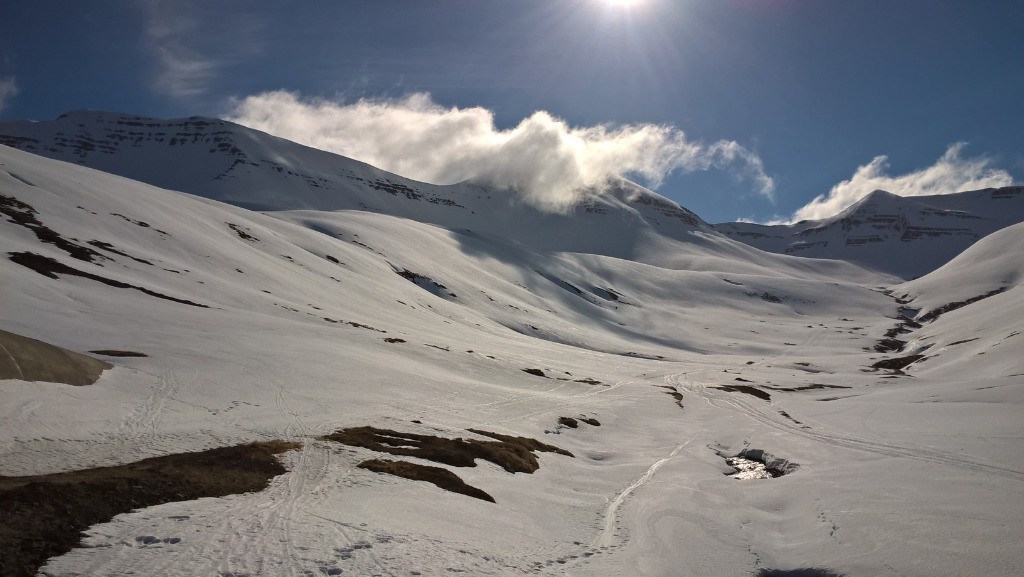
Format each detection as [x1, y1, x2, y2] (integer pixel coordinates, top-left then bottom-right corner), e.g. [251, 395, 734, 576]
[141, 0, 216, 98]
[789, 143, 1015, 222]
[227, 91, 775, 211]
[0, 76, 19, 115]
[140, 0, 264, 100]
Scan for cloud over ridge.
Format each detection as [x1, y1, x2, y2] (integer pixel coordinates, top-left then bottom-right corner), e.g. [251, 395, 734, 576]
[226, 91, 774, 211]
[790, 143, 1014, 222]
[0, 76, 18, 115]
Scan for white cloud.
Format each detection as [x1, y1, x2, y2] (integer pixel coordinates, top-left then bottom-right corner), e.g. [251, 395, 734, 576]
[141, 0, 217, 98]
[140, 0, 264, 100]
[790, 143, 1015, 222]
[226, 91, 775, 211]
[0, 76, 18, 114]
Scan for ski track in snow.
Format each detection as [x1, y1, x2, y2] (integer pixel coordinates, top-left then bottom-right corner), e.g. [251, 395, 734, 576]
[594, 438, 691, 549]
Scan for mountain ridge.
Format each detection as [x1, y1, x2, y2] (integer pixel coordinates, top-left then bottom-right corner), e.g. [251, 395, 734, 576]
[714, 185, 1024, 278]
[0, 110, 721, 265]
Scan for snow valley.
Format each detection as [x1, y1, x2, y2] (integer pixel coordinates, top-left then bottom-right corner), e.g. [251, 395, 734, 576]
[1, 112, 1022, 577]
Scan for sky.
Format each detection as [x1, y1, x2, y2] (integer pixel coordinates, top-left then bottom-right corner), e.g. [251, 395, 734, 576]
[1, 0, 1021, 223]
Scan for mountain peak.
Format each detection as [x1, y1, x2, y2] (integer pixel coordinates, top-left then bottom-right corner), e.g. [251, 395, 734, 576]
[0, 110, 716, 262]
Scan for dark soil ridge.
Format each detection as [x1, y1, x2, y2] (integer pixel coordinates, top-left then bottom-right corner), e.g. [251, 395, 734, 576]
[1, 194, 104, 263]
[9, 252, 208, 308]
[358, 459, 495, 503]
[712, 384, 772, 401]
[917, 287, 1007, 323]
[655, 385, 684, 409]
[763, 383, 851, 392]
[871, 354, 925, 372]
[392, 266, 456, 298]
[323, 426, 573, 474]
[557, 416, 600, 428]
[755, 569, 844, 577]
[0, 441, 299, 577]
[89, 349, 148, 357]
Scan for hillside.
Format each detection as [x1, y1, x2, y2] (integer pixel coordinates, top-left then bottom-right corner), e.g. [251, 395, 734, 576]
[1, 137, 1022, 577]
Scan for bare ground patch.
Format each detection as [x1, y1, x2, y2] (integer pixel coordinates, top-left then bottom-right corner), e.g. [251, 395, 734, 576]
[358, 459, 494, 503]
[763, 383, 851, 392]
[9, 252, 208, 308]
[89, 349, 148, 358]
[712, 384, 772, 401]
[870, 354, 925, 372]
[0, 441, 299, 577]
[324, 426, 573, 474]
[327, 427, 572, 503]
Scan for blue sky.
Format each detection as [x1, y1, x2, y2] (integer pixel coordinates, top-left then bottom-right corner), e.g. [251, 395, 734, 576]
[1, 0, 1021, 223]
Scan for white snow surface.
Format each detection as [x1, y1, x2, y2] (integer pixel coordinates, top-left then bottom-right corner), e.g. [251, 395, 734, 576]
[1, 142, 1022, 577]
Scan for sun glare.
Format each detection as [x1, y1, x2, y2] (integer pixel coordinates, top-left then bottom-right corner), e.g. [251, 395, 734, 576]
[603, 0, 643, 8]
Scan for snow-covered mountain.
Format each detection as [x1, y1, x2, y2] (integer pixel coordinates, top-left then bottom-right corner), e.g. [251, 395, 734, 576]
[2, 113, 1023, 577]
[0, 110, 732, 265]
[715, 187, 1024, 279]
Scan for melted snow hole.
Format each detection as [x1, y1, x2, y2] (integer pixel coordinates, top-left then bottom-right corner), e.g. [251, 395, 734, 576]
[720, 448, 798, 480]
[726, 456, 775, 479]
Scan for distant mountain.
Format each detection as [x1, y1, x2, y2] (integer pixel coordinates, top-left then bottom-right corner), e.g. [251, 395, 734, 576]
[714, 187, 1024, 279]
[0, 110, 719, 264]
[6, 110, 1019, 279]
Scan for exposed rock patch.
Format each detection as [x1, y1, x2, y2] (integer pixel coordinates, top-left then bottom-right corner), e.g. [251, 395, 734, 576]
[0, 329, 111, 386]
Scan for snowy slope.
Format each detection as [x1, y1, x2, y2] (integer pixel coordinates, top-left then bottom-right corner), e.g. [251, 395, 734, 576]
[881, 222, 1024, 382]
[715, 187, 1024, 279]
[1, 142, 1023, 577]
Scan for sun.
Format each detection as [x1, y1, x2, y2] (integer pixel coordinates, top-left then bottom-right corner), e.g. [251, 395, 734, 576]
[602, 0, 643, 8]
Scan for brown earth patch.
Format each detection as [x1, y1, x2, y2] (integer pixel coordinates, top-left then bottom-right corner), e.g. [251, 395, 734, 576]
[712, 384, 772, 401]
[655, 385, 684, 409]
[871, 354, 925, 372]
[89, 350, 148, 358]
[323, 426, 573, 474]
[763, 383, 851, 392]
[0, 441, 298, 577]
[358, 459, 494, 503]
